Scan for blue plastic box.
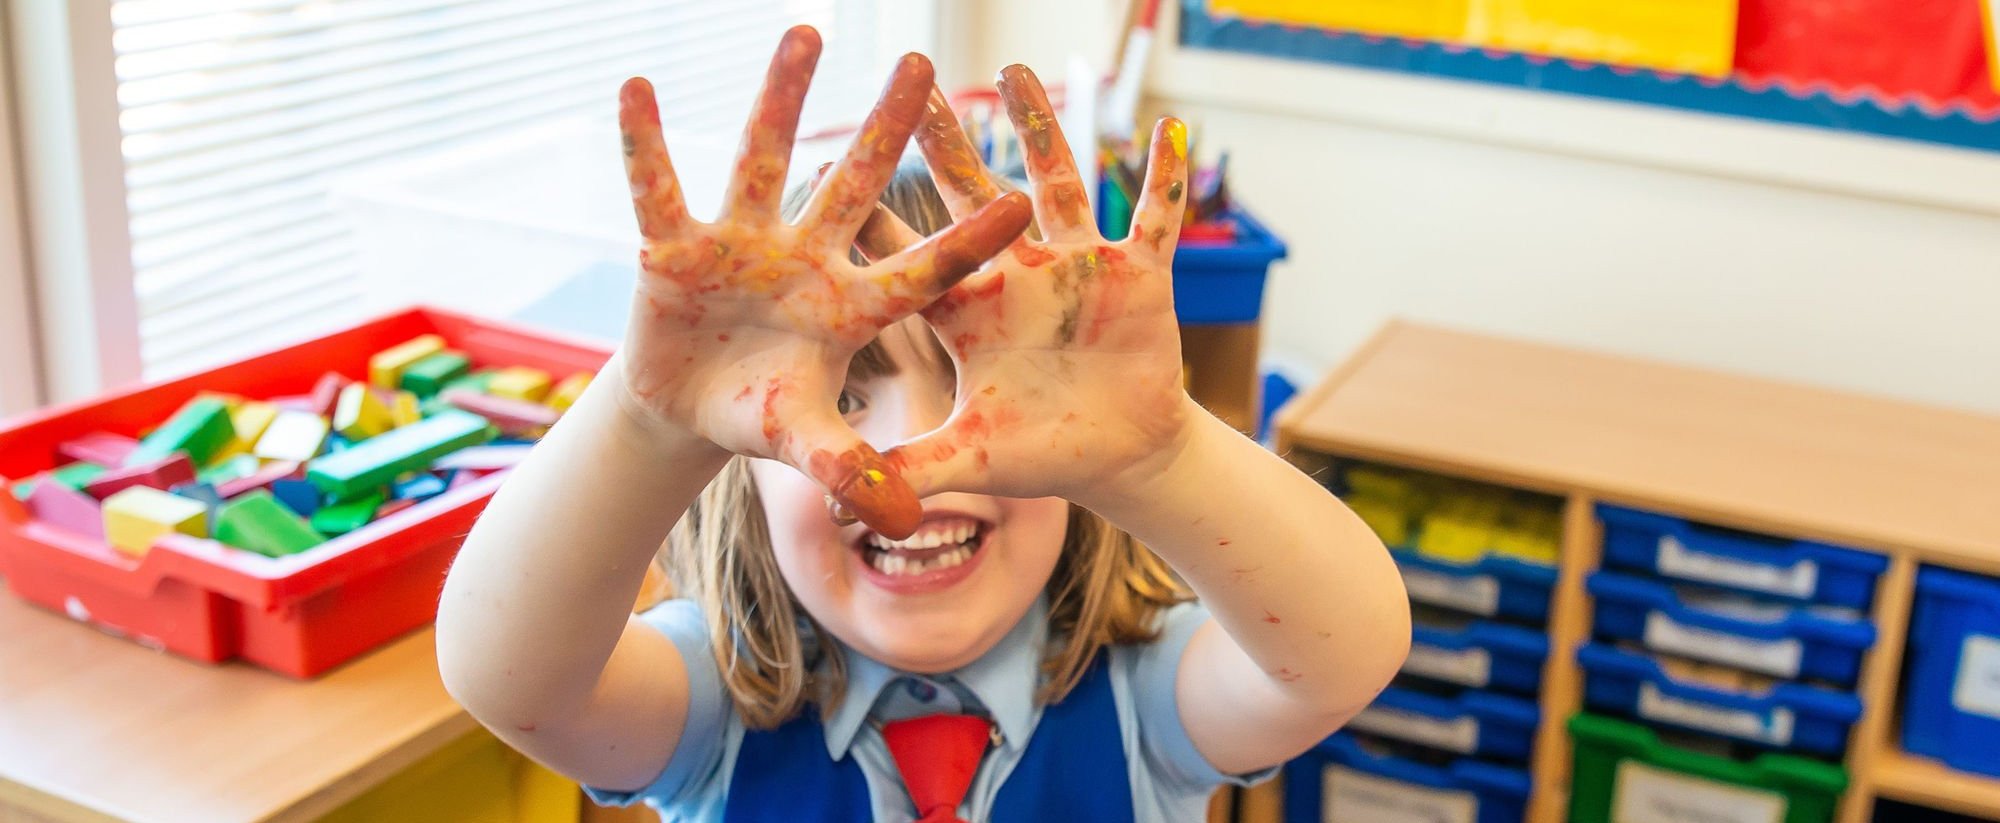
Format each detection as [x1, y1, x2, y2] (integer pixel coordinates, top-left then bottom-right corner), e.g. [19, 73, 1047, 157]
[1168, 207, 1288, 324]
[1587, 572, 1876, 686]
[1904, 566, 2000, 778]
[1283, 734, 1531, 823]
[1396, 548, 1558, 623]
[1577, 644, 1861, 756]
[1408, 616, 1550, 694]
[1347, 685, 1540, 762]
[1598, 504, 1887, 608]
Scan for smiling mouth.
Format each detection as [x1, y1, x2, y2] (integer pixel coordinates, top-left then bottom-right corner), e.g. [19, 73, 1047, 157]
[856, 516, 989, 577]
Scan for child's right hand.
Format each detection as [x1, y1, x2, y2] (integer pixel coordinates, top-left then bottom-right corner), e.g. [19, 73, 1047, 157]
[612, 26, 1031, 538]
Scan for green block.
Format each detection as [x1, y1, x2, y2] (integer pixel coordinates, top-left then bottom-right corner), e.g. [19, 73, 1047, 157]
[399, 352, 471, 397]
[305, 410, 495, 502]
[310, 490, 384, 536]
[1567, 713, 1845, 823]
[197, 453, 263, 486]
[14, 463, 108, 500]
[214, 490, 326, 557]
[441, 369, 497, 395]
[127, 397, 235, 467]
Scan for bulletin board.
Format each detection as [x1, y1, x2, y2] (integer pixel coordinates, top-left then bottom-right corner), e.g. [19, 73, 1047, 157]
[1184, 0, 2000, 154]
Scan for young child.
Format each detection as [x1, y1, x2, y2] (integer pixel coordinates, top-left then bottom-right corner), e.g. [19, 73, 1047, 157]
[435, 25, 1409, 822]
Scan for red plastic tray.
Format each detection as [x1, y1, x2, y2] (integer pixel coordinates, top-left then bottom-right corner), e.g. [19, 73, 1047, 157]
[0, 307, 611, 677]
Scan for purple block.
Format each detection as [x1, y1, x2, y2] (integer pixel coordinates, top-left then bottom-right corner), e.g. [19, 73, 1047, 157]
[26, 478, 104, 539]
[58, 432, 139, 467]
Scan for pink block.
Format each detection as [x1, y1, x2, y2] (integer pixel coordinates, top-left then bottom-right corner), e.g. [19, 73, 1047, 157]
[82, 453, 196, 500]
[441, 390, 558, 436]
[58, 432, 139, 467]
[216, 460, 302, 500]
[431, 444, 534, 472]
[309, 372, 347, 418]
[269, 394, 318, 413]
[26, 477, 105, 538]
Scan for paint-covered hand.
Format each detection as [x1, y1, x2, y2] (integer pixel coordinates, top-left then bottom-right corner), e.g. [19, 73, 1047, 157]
[864, 66, 1194, 503]
[614, 27, 1032, 538]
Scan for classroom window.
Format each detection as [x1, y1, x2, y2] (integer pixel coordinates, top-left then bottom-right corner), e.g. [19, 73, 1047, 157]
[103, 0, 914, 379]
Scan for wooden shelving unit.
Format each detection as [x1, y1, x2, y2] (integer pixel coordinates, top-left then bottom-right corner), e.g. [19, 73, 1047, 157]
[1268, 321, 2000, 823]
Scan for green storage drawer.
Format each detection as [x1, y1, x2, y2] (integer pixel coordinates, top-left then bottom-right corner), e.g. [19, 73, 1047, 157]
[1567, 713, 1846, 823]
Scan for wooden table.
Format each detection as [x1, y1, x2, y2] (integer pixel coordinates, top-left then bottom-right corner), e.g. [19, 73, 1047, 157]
[1268, 320, 2000, 823]
[0, 594, 474, 823]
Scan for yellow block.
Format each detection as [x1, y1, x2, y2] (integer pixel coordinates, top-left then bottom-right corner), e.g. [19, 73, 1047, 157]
[369, 334, 447, 389]
[1415, 494, 1503, 563]
[1346, 494, 1413, 548]
[255, 410, 330, 462]
[389, 390, 422, 428]
[230, 401, 279, 446]
[102, 487, 208, 557]
[489, 367, 553, 403]
[334, 383, 393, 440]
[1491, 503, 1562, 564]
[547, 372, 592, 415]
[1211, 0, 1471, 42]
[1467, 0, 1739, 77]
[317, 728, 578, 823]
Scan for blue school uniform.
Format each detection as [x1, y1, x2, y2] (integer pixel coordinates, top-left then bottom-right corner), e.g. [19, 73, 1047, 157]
[584, 598, 1273, 821]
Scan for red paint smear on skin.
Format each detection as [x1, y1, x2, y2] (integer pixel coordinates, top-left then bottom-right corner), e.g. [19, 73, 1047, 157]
[1015, 247, 1056, 267]
[717, 333, 731, 342]
[734, 385, 754, 402]
[974, 447, 990, 471]
[517, 722, 538, 732]
[807, 448, 920, 538]
[1262, 610, 1281, 624]
[760, 379, 784, 443]
[1275, 668, 1303, 683]
[1217, 538, 1232, 546]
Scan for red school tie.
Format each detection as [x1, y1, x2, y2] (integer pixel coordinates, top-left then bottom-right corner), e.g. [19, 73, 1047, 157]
[880, 713, 994, 823]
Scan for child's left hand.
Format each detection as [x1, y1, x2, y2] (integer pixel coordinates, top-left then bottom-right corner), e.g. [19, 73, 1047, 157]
[860, 67, 1194, 505]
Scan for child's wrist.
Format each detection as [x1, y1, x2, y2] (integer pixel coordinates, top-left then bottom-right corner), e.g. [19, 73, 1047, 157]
[1074, 395, 1216, 516]
[599, 356, 732, 464]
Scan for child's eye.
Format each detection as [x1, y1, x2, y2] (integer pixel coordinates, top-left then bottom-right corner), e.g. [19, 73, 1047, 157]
[836, 389, 868, 417]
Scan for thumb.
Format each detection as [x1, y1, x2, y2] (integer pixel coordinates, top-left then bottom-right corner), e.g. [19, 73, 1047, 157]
[883, 418, 989, 500]
[779, 404, 923, 539]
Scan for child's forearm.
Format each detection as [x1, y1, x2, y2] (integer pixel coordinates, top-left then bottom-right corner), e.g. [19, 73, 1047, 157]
[1082, 400, 1409, 715]
[436, 355, 731, 725]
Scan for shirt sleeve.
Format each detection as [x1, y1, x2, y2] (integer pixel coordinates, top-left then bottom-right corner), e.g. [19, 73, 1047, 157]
[580, 598, 734, 808]
[1129, 601, 1281, 792]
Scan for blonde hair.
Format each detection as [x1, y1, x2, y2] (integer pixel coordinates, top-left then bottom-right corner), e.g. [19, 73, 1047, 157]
[657, 163, 1192, 729]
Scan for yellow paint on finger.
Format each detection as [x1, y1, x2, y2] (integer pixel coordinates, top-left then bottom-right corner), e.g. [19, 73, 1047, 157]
[1166, 119, 1188, 159]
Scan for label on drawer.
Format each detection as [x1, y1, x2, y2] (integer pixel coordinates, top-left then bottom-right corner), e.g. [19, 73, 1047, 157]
[1637, 682, 1794, 746]
[1952, 633, 2000, 719]
[1656, 535, 1818, 599]
[1644, 612, 1803, 678]
[1404, 642, 1493, 687]
[1401, 567, 1499, 616]
[1614, 761, 1786, 823]
[1348, 706, 1479, 754]
[1323, 764, 1476, 823]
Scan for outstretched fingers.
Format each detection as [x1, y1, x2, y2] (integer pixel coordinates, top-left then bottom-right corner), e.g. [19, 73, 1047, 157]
[913, 86, 1004, 221]
[1126, 117, 1190, 258]
[866, 192, 1030, 303]
[618, 77, 690, 241]
[995, 65, 1092, 241]
[801, 53, 934, 250]
[720, 25, 821, 223]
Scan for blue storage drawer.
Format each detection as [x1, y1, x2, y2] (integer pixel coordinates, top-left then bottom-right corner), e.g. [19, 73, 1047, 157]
[1282, 734, 1530, 823]
[1598, 504, 1887, 608]
[1396, 548, 1558, 623]
[1347, 685, 1540, 762]
[1577, 644, 1861, 755]
[1587, 572, 1876, 686]
[1904, 567, 2000, 778]
[1408, 615, 1550, 694]
[1168, 207, 1288, 324]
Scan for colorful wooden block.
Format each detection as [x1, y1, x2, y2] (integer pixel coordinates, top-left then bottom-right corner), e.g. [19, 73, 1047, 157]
[101, 486, 208, 557]
[305, 410, 495, 502]
[391, 473, 447, 502]
[270, 478, 323, 518]
[431, 444, 534, 472]
[126, 396, 235, 467]
[388, 390, 422, 428]
[334, 383, 394, 440]
[547, 372, 592, 414]
[441, 390, 559, 437]
[11, 463, 108, 501]
[214, 490, 326, 557]
[230, 401, 280, 446]
[25, 477, 104, 539]
[255, 411, 330, 462]
[443, 370, 497, 395]
[376, 498, 417, 519]
[197, 453, 263, 487]
[169, 481, 226, 521]
[368, 334, 446, 388]
[309, 372, 347, 418]
[399, 352, 471, 397]
[216, 460, 301, 500]
[311, 490, 384, 536]
[85, 453, 197, 500]
[488, 367, 553, 403]
[57, 432, 138, 467]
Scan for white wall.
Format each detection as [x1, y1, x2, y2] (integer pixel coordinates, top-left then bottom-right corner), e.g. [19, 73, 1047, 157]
[956, 1, 2000, 415]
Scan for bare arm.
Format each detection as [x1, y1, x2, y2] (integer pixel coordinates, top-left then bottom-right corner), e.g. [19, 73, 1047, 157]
[871, 68, 1407, 777]
[435, 26, 1031, 791]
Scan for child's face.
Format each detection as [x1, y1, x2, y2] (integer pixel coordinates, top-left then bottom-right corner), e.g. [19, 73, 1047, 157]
[747, 319, 1069, 673]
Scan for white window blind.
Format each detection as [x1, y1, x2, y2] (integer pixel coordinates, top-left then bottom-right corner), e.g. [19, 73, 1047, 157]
[111, 0, 902, 378]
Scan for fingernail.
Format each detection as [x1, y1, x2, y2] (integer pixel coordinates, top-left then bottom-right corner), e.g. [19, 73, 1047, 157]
[825, 495, 859, 526]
